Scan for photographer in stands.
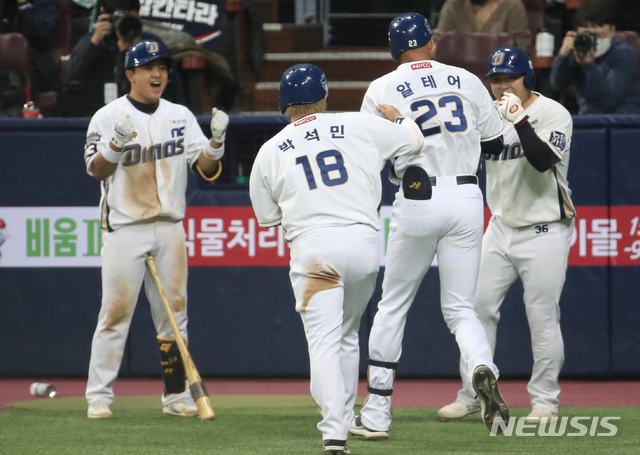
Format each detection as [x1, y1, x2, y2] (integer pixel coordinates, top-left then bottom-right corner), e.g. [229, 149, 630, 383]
[59, 0, 185, 117]
[549, 1, 640, 115]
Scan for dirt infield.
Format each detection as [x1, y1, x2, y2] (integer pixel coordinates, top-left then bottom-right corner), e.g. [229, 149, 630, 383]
[2, 377, 639, 410]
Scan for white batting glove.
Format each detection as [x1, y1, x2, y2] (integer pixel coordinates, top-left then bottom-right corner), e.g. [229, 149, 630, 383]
[498, 92, 529, 127]
[210, 107, 229, 143]
[111, 115, 136, 149]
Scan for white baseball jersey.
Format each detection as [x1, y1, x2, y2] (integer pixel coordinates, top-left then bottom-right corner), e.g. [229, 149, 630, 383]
[362, 60, 503, 179]
[84, 96, 209, 231]
[249, 112, 423, 241]
[484, 93, 575, 228]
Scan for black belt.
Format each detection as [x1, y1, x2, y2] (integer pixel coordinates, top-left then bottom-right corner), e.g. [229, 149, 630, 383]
[429, 175, 478, 186]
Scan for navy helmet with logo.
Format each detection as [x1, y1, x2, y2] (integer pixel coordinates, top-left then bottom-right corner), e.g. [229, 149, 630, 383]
[124, 39, 172, 70]
[485, 47, 536, 90]
[388, 12, 432, 62]
[278, 64, 328, 114]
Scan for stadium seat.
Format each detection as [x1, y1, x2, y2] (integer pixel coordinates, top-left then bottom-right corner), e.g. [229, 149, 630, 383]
[435, 32, 515, 93]
[51, 0, 73, 68]
[521, 0, 547, 44]
[36, 0, 73, 116]
[0, 33, 32, 100]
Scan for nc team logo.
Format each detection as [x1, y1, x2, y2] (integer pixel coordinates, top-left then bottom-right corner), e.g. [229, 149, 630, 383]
[147, 41, 160, 53]
[491, 52, 505, 67]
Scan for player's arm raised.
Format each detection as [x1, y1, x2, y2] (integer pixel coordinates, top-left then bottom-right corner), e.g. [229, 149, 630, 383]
[90, 115, 136, 180]
[196, 108, 228, 180]
[498, 92, 559, 172]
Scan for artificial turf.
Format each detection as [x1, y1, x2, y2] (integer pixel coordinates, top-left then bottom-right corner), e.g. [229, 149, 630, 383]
[1, 397, 638, 454]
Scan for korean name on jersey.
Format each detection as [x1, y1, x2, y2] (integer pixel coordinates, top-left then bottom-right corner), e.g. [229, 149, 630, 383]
[361, 60, 503, 179]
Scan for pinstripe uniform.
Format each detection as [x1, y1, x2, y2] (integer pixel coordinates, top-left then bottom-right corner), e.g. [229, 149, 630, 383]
[456, 93, 575, 413]
[83, 95, 209, 408]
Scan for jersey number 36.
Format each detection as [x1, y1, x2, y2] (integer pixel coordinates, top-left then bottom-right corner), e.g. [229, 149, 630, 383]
[296, 149, 348, 190]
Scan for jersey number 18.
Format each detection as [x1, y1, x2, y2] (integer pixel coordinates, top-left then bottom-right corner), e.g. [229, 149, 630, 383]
[296, 150, 348, 190]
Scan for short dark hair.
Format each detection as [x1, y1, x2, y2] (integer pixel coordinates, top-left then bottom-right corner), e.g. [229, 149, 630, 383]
[574, 2, 615, 28]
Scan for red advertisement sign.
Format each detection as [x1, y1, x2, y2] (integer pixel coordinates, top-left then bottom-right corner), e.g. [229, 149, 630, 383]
[484, 206, 640, 266]
[184, 207, 290, 266]
[184, 206, 640, 267]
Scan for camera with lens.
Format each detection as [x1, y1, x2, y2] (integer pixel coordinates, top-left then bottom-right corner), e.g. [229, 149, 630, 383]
[109, 11, 142, 42]
[574, 31, 597, 55]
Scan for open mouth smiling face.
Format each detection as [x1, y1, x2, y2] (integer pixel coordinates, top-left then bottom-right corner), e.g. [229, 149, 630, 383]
[130, 59, 169, 104]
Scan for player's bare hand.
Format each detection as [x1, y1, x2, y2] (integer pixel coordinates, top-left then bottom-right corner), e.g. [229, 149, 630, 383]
[111, 115, 136, 149]
[559, 31, 576, 57]
[210, 107, 229, 143]
[376, 103, 403, 122]
[498, 92, 528, 125]
[91, 14, 112, 46]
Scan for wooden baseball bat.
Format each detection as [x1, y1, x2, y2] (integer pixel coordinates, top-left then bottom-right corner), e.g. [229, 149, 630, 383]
[146, 255, 215, 420]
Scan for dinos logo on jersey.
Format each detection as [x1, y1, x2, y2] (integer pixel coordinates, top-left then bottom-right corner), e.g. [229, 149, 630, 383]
[294, 115, 316, 127]
[411, 62, 432, 70]
[491, 52, 505, 67]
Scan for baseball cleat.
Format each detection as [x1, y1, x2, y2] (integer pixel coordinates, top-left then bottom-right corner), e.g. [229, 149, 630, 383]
[322, 439, 350, 454]
[437, 401, 481, 419]
[525, 408, 558, 424]
[162, 397, 199, 417]
[472, 365, 509, 433]
[87, 400, 113, 419]
[349, 415, 389, 440]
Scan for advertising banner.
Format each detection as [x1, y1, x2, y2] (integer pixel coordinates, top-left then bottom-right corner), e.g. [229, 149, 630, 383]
[1, 206, 639, 267]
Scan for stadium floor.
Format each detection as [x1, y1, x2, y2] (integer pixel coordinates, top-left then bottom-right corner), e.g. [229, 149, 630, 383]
[2, 377, 640, 409]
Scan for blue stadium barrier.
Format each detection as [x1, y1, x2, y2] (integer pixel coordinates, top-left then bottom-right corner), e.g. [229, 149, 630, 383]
[0, 115, 639, 378]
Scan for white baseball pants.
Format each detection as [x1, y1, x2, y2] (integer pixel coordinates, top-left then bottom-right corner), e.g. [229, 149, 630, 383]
[456, 216, 573, 413]
[290, 224, 380, 441]
[86, 220, 192, 407]
[361, 177, 497, 432]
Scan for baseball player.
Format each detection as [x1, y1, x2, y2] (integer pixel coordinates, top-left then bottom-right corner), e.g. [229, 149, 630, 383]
[83, 39, 228, 419]
[439, 47, 574, 424]
[249, 64, 424, 454]
[350, 13, 509, 439]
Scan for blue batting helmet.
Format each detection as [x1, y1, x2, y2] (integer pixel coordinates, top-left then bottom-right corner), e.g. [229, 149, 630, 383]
[278, 64, 328, 114]
[388, 13, 432, 61]
[485, 47, 536, 90]
[124, 39, 172, 70]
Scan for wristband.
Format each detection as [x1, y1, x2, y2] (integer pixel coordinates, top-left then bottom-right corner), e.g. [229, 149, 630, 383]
[102, 146, 122, 164]
[202, 142, 225, 160]
[514, 115, 530, 129]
